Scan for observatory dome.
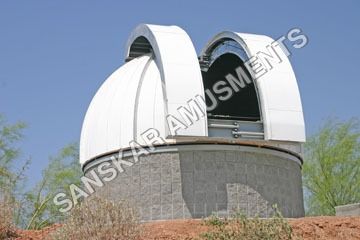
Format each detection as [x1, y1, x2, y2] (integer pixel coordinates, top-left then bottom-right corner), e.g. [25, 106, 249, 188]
[79, 24, 306, 220]
[80, 24, 305, 166]
[80, 24, 208, 165]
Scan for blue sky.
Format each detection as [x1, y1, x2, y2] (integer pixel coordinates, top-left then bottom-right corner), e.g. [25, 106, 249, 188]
[0, 1, 359, 187]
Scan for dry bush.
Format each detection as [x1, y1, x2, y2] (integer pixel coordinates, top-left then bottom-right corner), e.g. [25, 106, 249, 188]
[49, 197, 141, 240]
[0, 192, 17, 240]
[200, 207, 301, 240]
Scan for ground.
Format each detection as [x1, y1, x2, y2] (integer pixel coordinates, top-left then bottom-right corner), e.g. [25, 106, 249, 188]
[12, 217, 360, 240]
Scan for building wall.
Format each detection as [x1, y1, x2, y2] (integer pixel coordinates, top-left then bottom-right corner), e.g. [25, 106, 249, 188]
[86, 144, 304, 221]
[335, 203, 360, 216]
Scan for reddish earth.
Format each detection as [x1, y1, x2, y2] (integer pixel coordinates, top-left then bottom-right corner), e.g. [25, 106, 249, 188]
[11, 217, 360, 240]
[288, 217, 360, 240]
[12, 225, 60, 240]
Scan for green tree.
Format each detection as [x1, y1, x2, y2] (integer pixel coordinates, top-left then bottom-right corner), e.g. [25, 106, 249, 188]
[0, 113, 83, 229]
[0, 114, 31, 230]
[25, 143, 83, 229]
[303, 118, 360, 215]
[0, 114, 28, 192]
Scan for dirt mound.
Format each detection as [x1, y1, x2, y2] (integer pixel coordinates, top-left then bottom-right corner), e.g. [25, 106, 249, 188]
[11, 217, 360, 240]
[289, 217, 360, 240]
[142, 220, 207, 240]
[13, 225, 60, 240]
[142, 217, 360, 240]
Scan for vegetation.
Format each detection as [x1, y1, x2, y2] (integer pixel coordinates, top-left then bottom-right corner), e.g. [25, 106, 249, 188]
[0, 192, 18, 239]
[200, 207, 298, 240]
[0, 112, 138, 239]
[0, 113, 83, 234]
[49, 197, 141, 240]
[303, 118, 360, 215]
[0, 114, 28, 237]
[0, 114, 28, 195]
[24, 143, 82, 229]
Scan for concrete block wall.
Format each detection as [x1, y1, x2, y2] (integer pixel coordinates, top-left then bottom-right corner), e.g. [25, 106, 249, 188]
[88, 145, 305, 221]
[335, 203, 360, 216]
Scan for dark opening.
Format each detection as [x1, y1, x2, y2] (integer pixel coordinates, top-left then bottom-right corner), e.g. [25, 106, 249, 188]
[127, 36, 152, 61]
[202, 53, 261, 121]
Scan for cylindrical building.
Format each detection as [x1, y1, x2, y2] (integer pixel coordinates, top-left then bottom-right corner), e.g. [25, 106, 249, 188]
[80, 24, 306, 220]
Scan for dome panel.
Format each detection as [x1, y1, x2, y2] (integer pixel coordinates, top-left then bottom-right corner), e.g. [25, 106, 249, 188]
[119, 56, 151, 146]
[80, 55, 158, 164]
[125, 24, 208, 137]
[200, 31, 306, 142]
[135, 59, 165, 143]
[80, 59, 137, 164]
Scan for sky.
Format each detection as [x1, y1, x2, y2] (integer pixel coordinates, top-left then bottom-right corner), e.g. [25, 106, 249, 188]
[0, 1, 359, 187]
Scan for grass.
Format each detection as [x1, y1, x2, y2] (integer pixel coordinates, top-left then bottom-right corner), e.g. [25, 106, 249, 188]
[48, 197, 141, 240]
[199, 206, 301, 240]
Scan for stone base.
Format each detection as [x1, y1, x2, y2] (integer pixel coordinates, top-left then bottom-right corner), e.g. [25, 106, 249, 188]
[85, 144, 304, 221]
[335, 203, 360, 216]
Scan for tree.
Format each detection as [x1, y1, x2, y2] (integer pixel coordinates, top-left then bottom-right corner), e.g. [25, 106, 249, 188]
[24, 143, 83, 229]
[0, 113, 83, 229]
[0, 114, 28, 192]
[0, 113, 30, 230]
[303, 118, 360, 215]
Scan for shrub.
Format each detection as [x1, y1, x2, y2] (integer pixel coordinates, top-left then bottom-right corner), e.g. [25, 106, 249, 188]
[200, 207, 300, 240]
[48, 197, 141, 240]
[303, 118, 360, 215]
[0, 192, 17, 239]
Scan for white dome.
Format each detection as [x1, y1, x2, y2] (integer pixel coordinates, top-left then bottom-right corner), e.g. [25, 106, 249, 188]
[80, 24, 306, 166]
[80, 55, 167, 165]
[80, 24, 208, 165]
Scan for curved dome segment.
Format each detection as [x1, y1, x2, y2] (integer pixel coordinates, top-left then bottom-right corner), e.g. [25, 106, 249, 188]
[80, 24, 210, 166]
[80, 55, 166, 165]
[201, 31, 306, 142]
[125, 24, 208, 137]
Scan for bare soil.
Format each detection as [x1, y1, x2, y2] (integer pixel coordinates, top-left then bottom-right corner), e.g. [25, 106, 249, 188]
[11, 217, 360, 240]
